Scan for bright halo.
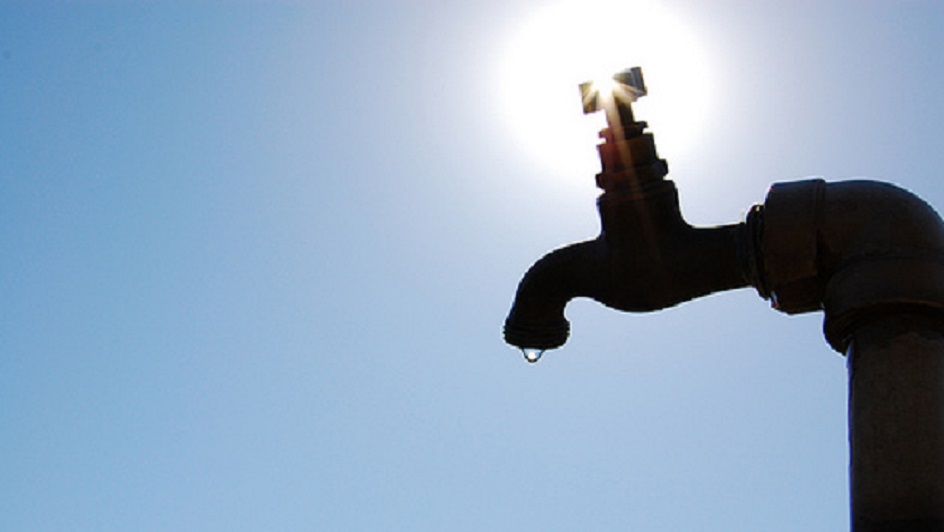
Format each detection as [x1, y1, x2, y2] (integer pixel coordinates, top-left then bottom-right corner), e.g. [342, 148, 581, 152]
[496, 0, 714, 187]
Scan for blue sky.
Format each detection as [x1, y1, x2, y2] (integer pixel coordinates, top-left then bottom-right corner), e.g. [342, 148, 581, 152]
[2, 1, 943, 530]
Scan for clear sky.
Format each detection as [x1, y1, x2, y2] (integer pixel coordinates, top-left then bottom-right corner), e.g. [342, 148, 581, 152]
[2, 1, 943, 530]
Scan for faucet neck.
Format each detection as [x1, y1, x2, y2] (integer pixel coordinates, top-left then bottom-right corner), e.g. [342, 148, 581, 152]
[595, 116, 668, 192]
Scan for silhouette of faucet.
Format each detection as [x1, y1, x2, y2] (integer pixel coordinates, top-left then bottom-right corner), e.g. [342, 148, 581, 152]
[503, 67, 944, 528]
[504, 67, 754, 351]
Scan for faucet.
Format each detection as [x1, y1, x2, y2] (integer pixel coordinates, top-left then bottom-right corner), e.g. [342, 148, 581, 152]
[504, 67, 758, 353]
[503, 67, 944, 528]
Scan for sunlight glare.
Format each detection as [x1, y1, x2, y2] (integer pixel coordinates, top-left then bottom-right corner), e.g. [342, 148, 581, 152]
[496, 0, 715, 188]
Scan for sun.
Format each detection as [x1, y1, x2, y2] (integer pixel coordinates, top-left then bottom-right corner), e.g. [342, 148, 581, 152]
[496, 0, 715, 188]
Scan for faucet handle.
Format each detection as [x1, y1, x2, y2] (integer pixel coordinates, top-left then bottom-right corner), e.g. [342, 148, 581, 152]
[579, 66, 647, 115]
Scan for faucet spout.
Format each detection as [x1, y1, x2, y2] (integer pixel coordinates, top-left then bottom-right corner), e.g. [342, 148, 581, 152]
[503, 238, 606, 350]
[504, 179, 756, 351]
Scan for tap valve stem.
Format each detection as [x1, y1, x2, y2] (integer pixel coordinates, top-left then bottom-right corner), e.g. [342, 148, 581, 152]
[579, 67, 668, 191]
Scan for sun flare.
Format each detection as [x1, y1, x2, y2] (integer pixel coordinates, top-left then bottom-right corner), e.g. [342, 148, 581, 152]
[496, 0, 715, 187]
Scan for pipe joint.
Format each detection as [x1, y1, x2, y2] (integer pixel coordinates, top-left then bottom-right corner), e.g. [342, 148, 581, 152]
[758, 179, 827, 313]
[759, 179, 944, 352]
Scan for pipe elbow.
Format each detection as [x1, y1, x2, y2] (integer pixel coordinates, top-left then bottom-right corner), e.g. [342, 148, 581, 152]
[759, 179, 944, 351]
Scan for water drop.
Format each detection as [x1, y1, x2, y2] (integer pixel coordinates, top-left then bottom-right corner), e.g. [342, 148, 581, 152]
[522, 348, 545, 363]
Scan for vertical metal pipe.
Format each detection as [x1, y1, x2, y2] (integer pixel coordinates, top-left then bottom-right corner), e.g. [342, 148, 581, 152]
[846, 314, 944, 531]
[761, 180, 944, 529]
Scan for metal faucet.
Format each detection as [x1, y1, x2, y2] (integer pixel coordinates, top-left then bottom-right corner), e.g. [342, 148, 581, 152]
[503, 67, 944, 529]
[504, 67, 754, 351]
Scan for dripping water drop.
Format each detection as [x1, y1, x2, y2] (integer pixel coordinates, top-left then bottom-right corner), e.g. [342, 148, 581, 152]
[522, 348, 545, 364]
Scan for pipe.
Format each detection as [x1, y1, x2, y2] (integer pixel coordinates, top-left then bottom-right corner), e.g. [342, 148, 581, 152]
[846, 314, 944, 531]
[761, 179, 944, 529]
